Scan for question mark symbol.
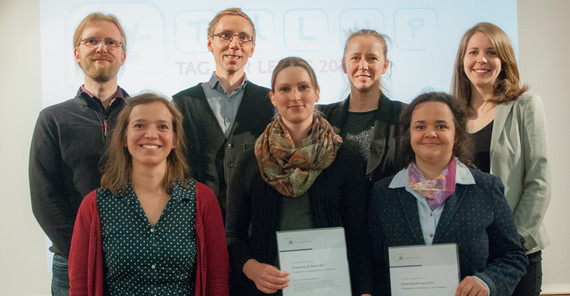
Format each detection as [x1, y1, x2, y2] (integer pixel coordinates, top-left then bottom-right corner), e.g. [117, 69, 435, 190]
[407, 18, 424, 39]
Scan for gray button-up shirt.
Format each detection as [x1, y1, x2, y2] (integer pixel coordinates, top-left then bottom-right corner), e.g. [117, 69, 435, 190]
[201, 73, 248, 138]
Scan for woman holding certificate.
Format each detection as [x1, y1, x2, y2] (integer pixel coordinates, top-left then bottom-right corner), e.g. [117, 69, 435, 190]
[226, 57, 372, 296]
[368, 92, 527, 296]
[452, 22, 550, 295]
[68, 94, 229, 295]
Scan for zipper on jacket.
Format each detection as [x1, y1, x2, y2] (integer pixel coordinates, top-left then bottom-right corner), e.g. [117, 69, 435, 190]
[104, 120, 108, 137]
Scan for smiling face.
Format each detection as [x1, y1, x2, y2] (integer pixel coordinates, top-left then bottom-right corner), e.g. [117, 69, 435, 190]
[207, 15, 255, 77]
[343, 36, 388, 93]
[74, 21, 126, 83]
[410, 102, 456, 169]
[463, 32, 502, 93]
[270, 66, 319, 131]
[126, 102, 174, 169]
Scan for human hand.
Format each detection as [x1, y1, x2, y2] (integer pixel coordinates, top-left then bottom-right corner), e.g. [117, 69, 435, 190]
[455, 276, 489, 296]
[243, 259, 289, 294]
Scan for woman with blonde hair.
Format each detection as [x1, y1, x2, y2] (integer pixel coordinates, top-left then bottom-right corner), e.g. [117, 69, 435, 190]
[452, 22, 550, 295]
[69, 93, 228, 295]
[226, 57, 372, 295]
[320, 29, 404, 183]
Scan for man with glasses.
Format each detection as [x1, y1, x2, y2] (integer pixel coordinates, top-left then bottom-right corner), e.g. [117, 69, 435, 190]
[29, 12, 128, 295]
[173, 8, 273, 220]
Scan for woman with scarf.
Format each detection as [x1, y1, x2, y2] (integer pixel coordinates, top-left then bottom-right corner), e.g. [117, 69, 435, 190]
[368, 92, 527, 296]
[225, 57, 372, 296]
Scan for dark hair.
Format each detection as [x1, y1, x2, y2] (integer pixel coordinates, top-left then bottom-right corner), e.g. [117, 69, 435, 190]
[398, 92, 473, 169]
[73, 12, 127, 51]
[100, 93, 191, 194]
[208, 8, 256, 40]
[451, 22, 528, 115]
[271, 57, 319, 92]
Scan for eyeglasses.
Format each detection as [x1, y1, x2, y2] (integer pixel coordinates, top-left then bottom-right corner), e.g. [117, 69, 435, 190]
[212, 32, 254, 45]
[80, 38, 122, 49]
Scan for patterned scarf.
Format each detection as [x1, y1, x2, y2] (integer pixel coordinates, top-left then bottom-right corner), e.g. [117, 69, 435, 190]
[408, 158, 456, 211]
[255, 114, 343, 197]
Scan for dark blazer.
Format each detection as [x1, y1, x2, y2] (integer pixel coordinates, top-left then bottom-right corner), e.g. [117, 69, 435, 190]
[173, 82, 273, 219]
[319, 94, 404, 182]
[368, 169, 528, 296]
[226, 146, 372, 296]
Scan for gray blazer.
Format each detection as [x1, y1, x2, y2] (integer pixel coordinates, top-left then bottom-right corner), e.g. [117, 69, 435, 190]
[491, 92, 551, 253]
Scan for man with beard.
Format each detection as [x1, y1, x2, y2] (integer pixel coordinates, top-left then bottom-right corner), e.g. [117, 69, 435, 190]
[29, 12, 128, 296]
[173, 8, 273, 220]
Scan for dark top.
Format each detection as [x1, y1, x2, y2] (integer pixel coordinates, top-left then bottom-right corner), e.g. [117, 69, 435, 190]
[279, 191, 313, 231]
[99, 182, 197, 295]
[472, 120, 493, 173]
[226, 146, 372, 295]
[173, 82, 273, 220]
[368, 169, 528, 296]
[319, 94, 405, 183]
[29, 87, 128, 258]
[341, 110, 376, 161]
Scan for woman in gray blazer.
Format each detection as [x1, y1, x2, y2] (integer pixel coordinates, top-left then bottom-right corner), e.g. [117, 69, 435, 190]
[452, 22, 550, 296]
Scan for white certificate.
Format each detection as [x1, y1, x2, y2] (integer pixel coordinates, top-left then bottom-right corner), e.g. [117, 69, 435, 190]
[389, 244, 460, 296]
[276, 227, 351, 296]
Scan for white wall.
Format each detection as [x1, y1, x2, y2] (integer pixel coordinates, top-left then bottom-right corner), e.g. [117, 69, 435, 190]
[518, 0, 570, 293]
[0, 0, 568, 295]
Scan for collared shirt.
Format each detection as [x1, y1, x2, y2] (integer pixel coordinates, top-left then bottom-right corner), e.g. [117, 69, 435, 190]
[389, 159, 475, 245]
[81, 85, 125, 114]
[98, 181, 197, 295]
[201, 73, 248, 138]
[389, 159, 490, 294]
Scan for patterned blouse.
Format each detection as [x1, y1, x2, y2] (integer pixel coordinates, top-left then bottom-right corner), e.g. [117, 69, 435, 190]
[98, 180, 197, 295]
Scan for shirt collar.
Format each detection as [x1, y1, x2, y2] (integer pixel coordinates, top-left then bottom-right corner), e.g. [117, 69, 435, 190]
[115, 180, 193, 204]
[389, 158, 475, 188]
[207, 72, 248, 94]
[81, 85, 125, 109]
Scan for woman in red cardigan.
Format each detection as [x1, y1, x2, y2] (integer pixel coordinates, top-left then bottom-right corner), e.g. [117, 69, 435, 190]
[68, 93, 228, 296]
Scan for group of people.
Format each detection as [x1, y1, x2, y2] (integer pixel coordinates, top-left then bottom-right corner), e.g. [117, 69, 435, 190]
[29, 7, 550, 296]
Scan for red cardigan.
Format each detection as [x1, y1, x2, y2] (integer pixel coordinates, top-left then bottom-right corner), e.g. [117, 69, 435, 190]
[68, 181, 229, 296]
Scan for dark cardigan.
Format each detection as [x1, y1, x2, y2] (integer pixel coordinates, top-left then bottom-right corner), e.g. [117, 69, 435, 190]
[368, 169, 528, 296]
[225, 146, 372, 295]
[319, 94, 404, 183]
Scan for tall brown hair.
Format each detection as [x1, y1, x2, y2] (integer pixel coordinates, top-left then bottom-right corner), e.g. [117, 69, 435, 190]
[207, 8, 256, 40]
[100, 93, 191, 194]
[398, 92, 474, 169]
[451, 22, 527, 115]
[73, 12, 127, 52]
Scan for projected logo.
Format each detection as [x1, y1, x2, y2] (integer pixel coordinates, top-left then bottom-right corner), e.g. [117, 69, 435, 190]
[175, 10, 215, 53]
[245, 9, 275, 52]
[339, 9, 385, 45]
[394, 8, 438, 50]
[284, 9, 328, 51]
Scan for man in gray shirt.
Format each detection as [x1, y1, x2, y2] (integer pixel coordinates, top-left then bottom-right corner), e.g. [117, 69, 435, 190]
[173, 8, 274, 220]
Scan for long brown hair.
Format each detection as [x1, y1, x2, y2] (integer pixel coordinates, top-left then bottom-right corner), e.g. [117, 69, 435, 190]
[100, 93, 191, 194]
[451, 22, 527, 115]
[398, 92, 474, 169]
